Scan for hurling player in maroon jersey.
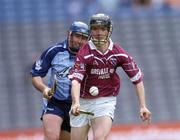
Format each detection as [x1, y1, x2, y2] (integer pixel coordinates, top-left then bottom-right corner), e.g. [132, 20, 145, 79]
[70, 13, 151, 140]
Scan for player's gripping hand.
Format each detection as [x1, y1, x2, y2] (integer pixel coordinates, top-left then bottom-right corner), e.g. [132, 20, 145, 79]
[71, 103, 80, 116]
[43, 87, 53, 100]
[140, 107, 152, 124]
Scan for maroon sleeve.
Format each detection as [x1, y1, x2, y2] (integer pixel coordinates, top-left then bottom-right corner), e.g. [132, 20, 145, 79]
[71, 45, 88, 83]
[116, 45, 143, 84]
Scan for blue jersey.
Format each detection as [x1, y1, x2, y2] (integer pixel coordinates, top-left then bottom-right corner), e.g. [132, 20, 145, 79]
[31, 40, 75, 102]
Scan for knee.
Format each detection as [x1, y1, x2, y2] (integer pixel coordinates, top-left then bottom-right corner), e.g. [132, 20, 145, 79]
[93, 132, 107, 140]
[44, 129, 60, 140]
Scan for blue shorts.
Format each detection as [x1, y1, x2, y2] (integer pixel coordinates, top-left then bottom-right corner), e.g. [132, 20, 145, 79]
[42, 97, 72, 132]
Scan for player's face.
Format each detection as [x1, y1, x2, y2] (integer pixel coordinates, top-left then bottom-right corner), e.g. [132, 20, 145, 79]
[90, 25, 109, 45]
[69, 32, 88, 54]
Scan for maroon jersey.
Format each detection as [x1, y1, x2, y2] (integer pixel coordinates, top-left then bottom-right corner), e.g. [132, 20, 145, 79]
[72, 39, 143, 99]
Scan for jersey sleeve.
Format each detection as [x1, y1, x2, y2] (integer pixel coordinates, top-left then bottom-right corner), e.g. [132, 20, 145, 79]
[117, 47, 143, 84]
[30, 47, 55, 77]
[71, 50, 87, 83]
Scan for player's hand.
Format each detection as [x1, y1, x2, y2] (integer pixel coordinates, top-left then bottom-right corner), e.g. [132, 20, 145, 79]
[43, 87, 53, 100]
[140, 107, 152, 124]
[71, 103, 80, 116]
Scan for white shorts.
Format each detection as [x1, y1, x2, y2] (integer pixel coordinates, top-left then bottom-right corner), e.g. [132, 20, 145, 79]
[70, 96, 117, 127]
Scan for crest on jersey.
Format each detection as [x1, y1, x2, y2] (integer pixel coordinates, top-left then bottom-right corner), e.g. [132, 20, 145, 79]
[35, 60, 42, 70]
[110, 58, 117, 66]
[93, 60, 98, 65]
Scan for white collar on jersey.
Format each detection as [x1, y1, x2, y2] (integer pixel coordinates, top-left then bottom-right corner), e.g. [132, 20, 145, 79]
[88, 38, 113, 51]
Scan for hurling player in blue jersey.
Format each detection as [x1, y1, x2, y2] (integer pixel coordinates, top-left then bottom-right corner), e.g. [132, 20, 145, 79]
[30, 21, 89, 140]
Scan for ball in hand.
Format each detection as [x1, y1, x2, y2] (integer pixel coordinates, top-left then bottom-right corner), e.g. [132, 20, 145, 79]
[89, 86, 99, 96]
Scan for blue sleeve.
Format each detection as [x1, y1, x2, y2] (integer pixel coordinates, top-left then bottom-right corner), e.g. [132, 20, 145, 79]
[30, 46, 58, 77]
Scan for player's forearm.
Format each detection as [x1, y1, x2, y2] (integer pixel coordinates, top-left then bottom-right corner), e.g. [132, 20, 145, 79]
[135, 81, 146, 108]
[71, 80, 81, 104]
[32, 76, 47, 93]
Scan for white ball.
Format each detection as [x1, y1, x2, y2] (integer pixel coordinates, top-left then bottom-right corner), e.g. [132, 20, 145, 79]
[89, 86, 99, 96]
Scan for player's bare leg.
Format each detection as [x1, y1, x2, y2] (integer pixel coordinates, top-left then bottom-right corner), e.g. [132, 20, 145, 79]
[71, 124, 90, 140]
[59, 130, 70, 140]
[43, 114, 63, 140]
[91, 116, 112, 140]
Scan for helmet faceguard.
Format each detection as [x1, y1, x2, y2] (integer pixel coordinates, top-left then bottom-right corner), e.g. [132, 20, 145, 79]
[90, 13, 113, 45]
[68, 21, 89, 54]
